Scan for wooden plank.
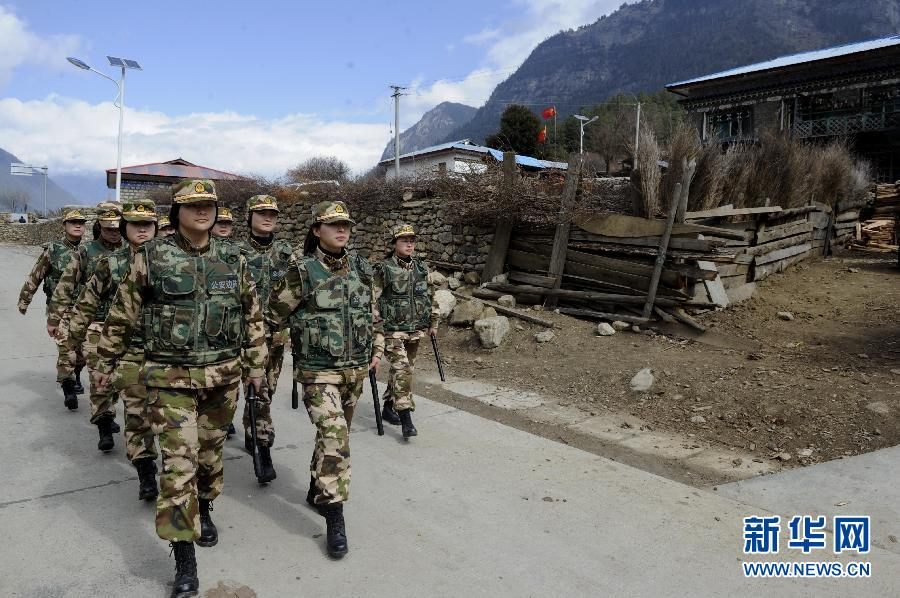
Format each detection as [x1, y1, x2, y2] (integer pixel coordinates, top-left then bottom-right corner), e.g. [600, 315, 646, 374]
[721, 273, 750, 289]
[557, 308, 648, 324]
[665, 307, 707, 332]
[836, 210, 861, 223]
[725, 282, 757, 304]
[753, 250, 811, 281]
[544, 153, 583, 309]
[715, 263, 749, 277]
[508, 271, 556, 287]
[742, 231, 813, 256]
[567, 230, 717, 251]
[808, 211, 831, 230]
[482, 282, 692, 307]
[674, 158, 697, 223]
[482, 152, 517, 281]
[449, 290, 554, 327]
[764, 205, 818, 220]
[833, 220, 858, 231]
[570, 243, 738, 262]
[754, 242, 812, 265]
[697, 261, 728, 308]
[685, 205, 783, 219]
[756, 221, 814, 244]
[574, 214, 748, 241]
[643, 184, 681, 319]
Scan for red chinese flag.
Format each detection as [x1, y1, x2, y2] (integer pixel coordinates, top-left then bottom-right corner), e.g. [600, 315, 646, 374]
[537, 126, 547, 143]
[541, 106, 557, 119]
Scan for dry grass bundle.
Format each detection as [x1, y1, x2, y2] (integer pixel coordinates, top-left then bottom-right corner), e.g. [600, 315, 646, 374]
[659, 122, 701, 212]
[635, 124, 662, 217]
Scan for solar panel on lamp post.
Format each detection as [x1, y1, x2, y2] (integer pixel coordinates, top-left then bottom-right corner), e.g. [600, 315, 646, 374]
[574, 114, 599, 156]
[66, 55, 142, 203]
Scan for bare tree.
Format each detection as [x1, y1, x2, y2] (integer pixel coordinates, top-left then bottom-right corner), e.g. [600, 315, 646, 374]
[286, 156, 351, 184]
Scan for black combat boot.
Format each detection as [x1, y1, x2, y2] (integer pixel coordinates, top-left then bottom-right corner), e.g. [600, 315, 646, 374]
[306, 476, 318, 509]
[256, 445, 277, 484]
[170, 541, 199, 598]
[196, 499, 218, 547]
[398, 409, 418, 438]
[110, 419, 120, 434]
[62, 379, 78, 410]
[135, 458, 159, 501]
[321, 503, 348, 558]
[73, 368, 84, 394]
[382, 399, 401, 426]
[244, 432, 254, 454]
[97, 416, 114, 452]
[226, 422, 235, 438]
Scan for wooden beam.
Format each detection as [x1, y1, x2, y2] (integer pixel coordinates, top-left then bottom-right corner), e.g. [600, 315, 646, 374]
[741, 231, 812, 256]
[449, 290, 554, 327]
[574, 212, 748, 241]
[674, 158, 697, 223]
[756, 221, 813, 244]
[642, 183, 681, 319]
[684, 205, 783, 219]
[481, 151, 517, 281]
[483, 282, 692, 307]
[755, 242, 812, 266]
[544, 153, 582, 309]
[558, 307, 649, 324]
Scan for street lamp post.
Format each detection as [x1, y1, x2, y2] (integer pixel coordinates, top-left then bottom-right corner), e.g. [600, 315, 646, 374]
[573, 114, 599, 155]
[10, 163, 48, 216]
[67, 56, 142, 203]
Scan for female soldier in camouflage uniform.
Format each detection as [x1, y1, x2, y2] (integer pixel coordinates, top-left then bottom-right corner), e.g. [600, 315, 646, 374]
[67, 199, 159, 499]
[158, 215, 176, 237]
[94, 180, 267, 598]
[238, 194, 293, 484]
[211, 206, 235, 238]
[17, 208, 87, 409]
[374, 223, 440, 438]
[48, 202, 124, 444]
[267, 200, 384, 559]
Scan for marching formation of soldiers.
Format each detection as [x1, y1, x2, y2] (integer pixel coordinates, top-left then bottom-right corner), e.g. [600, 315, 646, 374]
[17, 179, 439, 598]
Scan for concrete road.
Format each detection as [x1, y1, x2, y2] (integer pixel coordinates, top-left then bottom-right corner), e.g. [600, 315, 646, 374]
[0, 244, 897, 597]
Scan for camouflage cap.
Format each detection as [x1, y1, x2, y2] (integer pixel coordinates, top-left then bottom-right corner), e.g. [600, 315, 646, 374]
[157, 215, 173, 229]
[247, 194, 280, 213]
[172, 179, 217, 204]
[392, 222, 416, 239]
[121, 199, 158, 223]
[217, 207, 235, 222]
[62, 208, 87, 223]
[312, 200, 355, 224]
[96, 201, 122, 228]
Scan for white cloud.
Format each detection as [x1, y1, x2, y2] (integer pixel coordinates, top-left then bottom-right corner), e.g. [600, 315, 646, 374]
[0, 5, 83, 88]
[0, 95, 390, 177]
[402, 0, 623, 127]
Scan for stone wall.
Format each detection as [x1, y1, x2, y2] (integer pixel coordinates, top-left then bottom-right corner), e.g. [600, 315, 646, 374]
[0, 208, 103, 246]
[121, 180, 171, 201]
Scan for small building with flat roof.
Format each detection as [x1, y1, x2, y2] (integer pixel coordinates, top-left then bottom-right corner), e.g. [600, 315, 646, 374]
[106, 158, 246, 202]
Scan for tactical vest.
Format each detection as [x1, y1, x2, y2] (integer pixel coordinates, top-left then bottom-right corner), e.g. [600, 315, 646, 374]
[99, 249, 131, 327]
[42, 240, 78, 303]
[289, 253, 373, 370]
[378, 257, 432, 332]
[241, 238, 293, 308]
[142, 237, 244, 365]
[76, 239, 122, 300]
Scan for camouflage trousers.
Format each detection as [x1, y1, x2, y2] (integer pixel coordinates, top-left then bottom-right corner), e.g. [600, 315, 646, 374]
[382, 335, 421, 412]
[114, 358, 158, 462]
[54, 312, 85, 383]
[149, 382, 238, 542]
[301, 367, 366, 506]
[242, 342, 285, 447]
[85, 323, 118, 424]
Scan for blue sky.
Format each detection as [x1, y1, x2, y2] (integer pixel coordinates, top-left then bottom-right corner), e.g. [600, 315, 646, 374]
[0, 0, 620, 178]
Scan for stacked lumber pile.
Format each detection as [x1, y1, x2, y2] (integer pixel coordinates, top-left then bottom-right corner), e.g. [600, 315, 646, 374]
[851, 183, 898, 252]
[831, 196, 867, 249]
[872, 182, 900, 218]
[478, 212, 736, 327]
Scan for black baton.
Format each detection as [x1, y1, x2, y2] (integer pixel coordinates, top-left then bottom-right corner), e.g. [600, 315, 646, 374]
[291, 380, 299, 410]
[369, 369, 384, 436]
[246, 384, 262, 478]
[431, 332, 446, 382]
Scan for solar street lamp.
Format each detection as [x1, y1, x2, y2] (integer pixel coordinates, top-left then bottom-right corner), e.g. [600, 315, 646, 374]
[574, 114, 598, 155]
[66, 55, 142, 202]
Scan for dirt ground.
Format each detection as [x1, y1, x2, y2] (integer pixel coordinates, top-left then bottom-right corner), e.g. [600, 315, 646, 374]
[420, 250, 900, 468]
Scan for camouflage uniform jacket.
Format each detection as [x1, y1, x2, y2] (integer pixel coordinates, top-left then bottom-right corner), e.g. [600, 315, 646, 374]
[374, 255, 439, 339]
[68, 245, 145, 362]
[267, 247, 384, 380]
[18, 237, 81, 313]
[47, 238, 124, 327]
[95, 233, 268, 389]
[238, 235, 293, 347]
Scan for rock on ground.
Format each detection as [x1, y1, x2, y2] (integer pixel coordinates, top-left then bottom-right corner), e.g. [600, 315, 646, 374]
[428, 271, 448, 287]
[448, 277, 461, 290]
[497, 295, 516, 308]
[630, 368, 654, 392]
[464, 271, 481, 285]
[534, 329, 555, 343]
[611, 321, 630, 331]
[597, 323, 616, 336]
[434, 290, 457, 319]
[777, 311, 794, 321]
[450, 298, 484, 326]
[474, 316, 510, 348]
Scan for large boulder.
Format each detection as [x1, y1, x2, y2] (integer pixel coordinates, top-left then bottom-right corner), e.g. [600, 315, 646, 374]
[474, 316, 510, 348]
[433, 290, 457, 319]
[450, 298, 485, 326]
[428, 271, 447, 287]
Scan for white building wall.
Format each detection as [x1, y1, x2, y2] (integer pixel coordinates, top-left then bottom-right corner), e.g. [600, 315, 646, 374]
[384, 151, 485, 180]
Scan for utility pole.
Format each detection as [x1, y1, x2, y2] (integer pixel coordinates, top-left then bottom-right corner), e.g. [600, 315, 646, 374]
[390, 85, 407, 179]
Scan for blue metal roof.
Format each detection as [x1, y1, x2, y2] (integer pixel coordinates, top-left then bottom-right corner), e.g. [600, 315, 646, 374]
[667, 35, 900, 89]
[379, 139, 567, 170]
